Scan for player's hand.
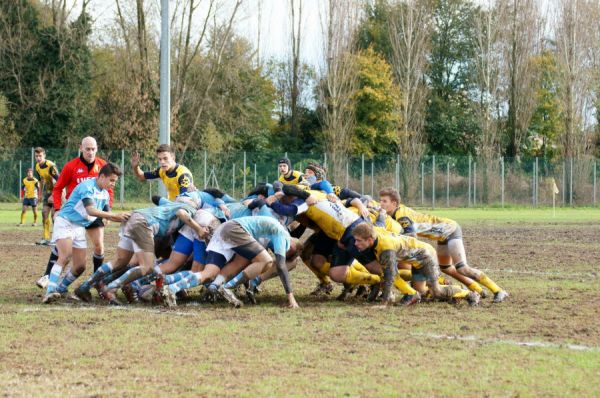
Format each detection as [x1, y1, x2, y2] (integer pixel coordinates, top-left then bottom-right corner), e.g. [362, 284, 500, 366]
[111, 212, 131, 222]
[265, 195, 278, 205]
[327, 193, 338, 202]
[358, 204, 370, 219]
[287, 293, 299, 309]
[305, 195, 318, 206]
[195, 225, 209, 239]
[131, 151, 140, 168]
[220, 205, 231, 219]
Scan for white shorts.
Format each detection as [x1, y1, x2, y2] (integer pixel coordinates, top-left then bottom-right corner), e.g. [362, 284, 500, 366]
[51, 216, 87, 249]
[117, 227, 144, 253]
[206, 228, 236, 263]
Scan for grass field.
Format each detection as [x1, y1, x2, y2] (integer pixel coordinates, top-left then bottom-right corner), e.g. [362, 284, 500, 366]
[1, 203, 599, 397]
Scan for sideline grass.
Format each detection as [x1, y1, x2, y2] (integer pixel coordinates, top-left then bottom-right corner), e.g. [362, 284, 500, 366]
[0, 206, 599, 396]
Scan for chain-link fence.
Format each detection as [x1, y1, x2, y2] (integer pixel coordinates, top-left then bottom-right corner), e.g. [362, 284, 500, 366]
[1, 148, 598, 208]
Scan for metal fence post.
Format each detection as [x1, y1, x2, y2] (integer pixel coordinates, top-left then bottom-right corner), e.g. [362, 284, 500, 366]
[232, 163, 236, 199]
[473, 162, 477, 206]
[501, 156, 504, 208]
[371, 160, 374, 198]
[532, 159, 536, 207]
[594, 160, 597, 205]
[562, 160, 566, 205]
[468, 155, 472, 207]
[18, 160, 22, 201]
[420, 162, 424, 206]
[203, 150, 207, 189]
[446, 161, 450, 207]
[432, 155, 436, 208]
[243, 151, 247, 195]
[536, 157, 539, 206]
[324, 153, 327, 171]
[569, 157, 573, 206]
[346, 160, 349, 189]
[254, 163, 257, 187]
[120, 149, 125, 208]
[396, 154, 400, 193]
[30, 147, 34, 170]
[361, 154, 365, 195]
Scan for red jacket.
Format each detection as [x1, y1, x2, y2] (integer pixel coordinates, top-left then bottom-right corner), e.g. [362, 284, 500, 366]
[52, 155, 114, 211]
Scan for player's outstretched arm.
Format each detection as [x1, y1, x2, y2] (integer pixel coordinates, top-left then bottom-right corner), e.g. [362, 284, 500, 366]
[131, 151, 146, 182]
[85, 205, 130, 222]
[379, 250, 398, 307]
[275, 254, 299, 308]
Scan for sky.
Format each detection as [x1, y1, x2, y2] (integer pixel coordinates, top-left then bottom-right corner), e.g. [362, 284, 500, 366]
[74, 0, 558, 67]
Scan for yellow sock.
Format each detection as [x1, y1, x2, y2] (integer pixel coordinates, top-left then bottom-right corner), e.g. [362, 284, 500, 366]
[20, 213, 25, 224]
[398, 269, 412, 281]
[438, 275, 447, 285]
[477, 273, 501, 294]
[394, 276, 417, 295]
[351, 261, 368, 273]
[467, 281, 483, 294]
[43, 218, 51, 240]
[345, 267, 380, 286]
[303, 260, 331, 285]
[452, 289, 470, 299]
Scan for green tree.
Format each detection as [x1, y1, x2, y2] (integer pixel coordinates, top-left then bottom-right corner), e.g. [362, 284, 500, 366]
[526, 50, 561, 160]
[353, 47, 400, 157]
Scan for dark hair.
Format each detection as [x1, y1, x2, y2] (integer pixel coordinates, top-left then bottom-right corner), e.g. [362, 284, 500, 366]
[203, 188, 225, 198]
[156, 144, 174, 155]
[99, 162, 123, 177]
[379, 187, 401, 204]
[26, 168, 33, 173]
[34, 147, 45, 154]
[278, 157, 292, 170]
[247, 183, 269, 198]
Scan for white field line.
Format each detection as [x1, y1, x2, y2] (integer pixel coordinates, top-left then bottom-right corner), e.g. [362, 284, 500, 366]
[410, 332, 599, 351]
[480, 268, 597, 278]
[19, 307, 600, 352]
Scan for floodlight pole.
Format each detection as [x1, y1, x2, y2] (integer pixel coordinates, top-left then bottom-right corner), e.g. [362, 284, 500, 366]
[158, 0, 170, 197]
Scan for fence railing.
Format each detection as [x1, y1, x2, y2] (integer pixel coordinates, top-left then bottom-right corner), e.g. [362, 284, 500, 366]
[1, 148, 598, 208]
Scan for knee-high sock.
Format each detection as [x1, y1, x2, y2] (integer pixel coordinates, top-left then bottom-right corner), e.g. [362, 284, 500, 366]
[20, 212, 26, 224]
[43, 218, 52, 240]
[107, 266, 145, 290]
[350, 261, 368, 273]
[57, 268, 83, 293]
[78, 262, 113, 292]
[398, 269, 412, 281]
[436, 285, 469, 300]
[304, 260, 331, 285]
[467, 281, 483, 294]
[168, 272, 200, 294]
[93, 253, 105, 273]
[393, 276, 417, 295]
[46, 263, 63, 294]
[44, 247, 59, 276]
[477, 273, 501, 294]
[165, 271, 191, 285]
[224, 271, 248, 290]
[344, 267, 380, 286]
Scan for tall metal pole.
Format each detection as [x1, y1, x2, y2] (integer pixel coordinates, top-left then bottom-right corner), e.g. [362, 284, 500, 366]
[31, 147, 34, 170]
[120, 149, 125, 208]
[501, 156, 505, 208]
[446, 161, 450, 207]
[468, 155, 472, 207]
[420, 162, 424, 206]
[370, 161, 374, 198]
[158, 0, 170, 197]
[243, 152, 247, 195]
[361, 154, 365, 195]
[594, 160, 597, 206]
[473, 162, 477, 206]
[18, 160, 22, 202]
[569, 157, 573, 206]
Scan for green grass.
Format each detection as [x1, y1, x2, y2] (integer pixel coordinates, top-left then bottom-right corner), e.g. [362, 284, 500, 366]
[0, 207, 599, 396]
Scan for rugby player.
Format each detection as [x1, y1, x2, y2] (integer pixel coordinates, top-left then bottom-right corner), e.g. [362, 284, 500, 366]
[18, 168, 39, 227]
[131, 144, 193, 200]
[42, 163, 129, 303]
[277, 157, 303, 185]
[379, 188, 509, 303]
[34, 147, 59, 246]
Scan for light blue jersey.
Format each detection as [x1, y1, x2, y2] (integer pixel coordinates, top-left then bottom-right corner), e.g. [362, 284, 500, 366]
[57, 178, 110, 227]
[234, 216, 290, 257]
[134, 200, 196, 237]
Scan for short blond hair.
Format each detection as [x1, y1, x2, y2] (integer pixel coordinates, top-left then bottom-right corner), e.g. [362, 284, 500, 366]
[352, 223, 377, 240]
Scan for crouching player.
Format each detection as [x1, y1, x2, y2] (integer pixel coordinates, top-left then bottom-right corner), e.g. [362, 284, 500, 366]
[42, 163, 130, 303]
[74, 198, 208, 304]
[351, 223, 480, 307]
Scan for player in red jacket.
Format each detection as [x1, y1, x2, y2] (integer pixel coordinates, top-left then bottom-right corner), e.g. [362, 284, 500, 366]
[37, 137, 114, 289]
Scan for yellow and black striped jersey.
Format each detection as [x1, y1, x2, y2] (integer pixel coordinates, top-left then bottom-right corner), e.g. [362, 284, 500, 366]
[346, 205, 403, 234]
[35, 160, 59, 193]
[372, 228, 436, 269]
[391, 204, 458, 241]
[298, 197, 360, 241]
[144, 164, 193, 201]
[22, 177, 39, 198]
[278, 170, 303, 185]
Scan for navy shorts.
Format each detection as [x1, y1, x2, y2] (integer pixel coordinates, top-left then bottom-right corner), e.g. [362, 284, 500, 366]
[23, 198, 37, 207]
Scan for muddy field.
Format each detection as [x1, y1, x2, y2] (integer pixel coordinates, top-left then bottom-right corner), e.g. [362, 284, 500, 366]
[1, 210, 599, 397]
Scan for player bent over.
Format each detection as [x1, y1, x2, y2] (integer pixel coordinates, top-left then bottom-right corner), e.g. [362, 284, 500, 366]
[161, 216, 299, 308]
[351, 223, 480, 307]
[42, 163, 129, 303]
[74, 198, 207, 304]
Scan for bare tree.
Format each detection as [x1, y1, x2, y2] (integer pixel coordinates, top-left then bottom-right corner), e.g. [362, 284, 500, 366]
[472, 0, 506, 202]
[502, 0, 542, 159]
[318, 0, 361, 183]
[388, 0, 431, 200]
[289, 0, 303, 141]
